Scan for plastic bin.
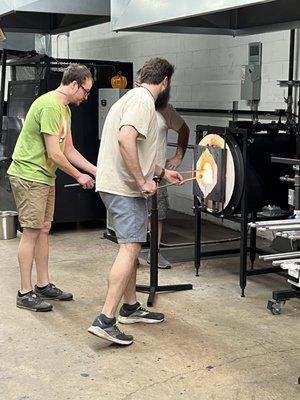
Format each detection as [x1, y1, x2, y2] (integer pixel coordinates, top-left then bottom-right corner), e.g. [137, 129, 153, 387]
[0, 211, 18, 240]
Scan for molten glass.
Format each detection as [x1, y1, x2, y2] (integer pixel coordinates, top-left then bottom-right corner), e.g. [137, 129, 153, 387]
[199, 162, 213, 184]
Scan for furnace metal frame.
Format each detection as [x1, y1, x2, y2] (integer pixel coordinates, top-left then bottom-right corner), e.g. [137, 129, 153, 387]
[194, 125, 284, 296]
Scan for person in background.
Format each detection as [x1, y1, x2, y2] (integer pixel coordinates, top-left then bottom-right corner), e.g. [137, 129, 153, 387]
[147, 102, 190, 269]
[8, 64, 96, 312]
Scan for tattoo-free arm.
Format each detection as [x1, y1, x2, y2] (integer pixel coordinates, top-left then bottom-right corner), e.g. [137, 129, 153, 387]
[118, 125, 157, 195]
[43, 134, 95, 188]
[166, 122, 190, 170]
[64, 133, 96, 177]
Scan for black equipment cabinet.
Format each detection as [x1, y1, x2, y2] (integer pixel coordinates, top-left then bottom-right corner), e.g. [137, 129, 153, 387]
[1, 55, 133, 223]
[7, 80, 46, 118]
[194, 123, 296, 296]
[0, 116, 23, 211]
[54, 81, 103, 223]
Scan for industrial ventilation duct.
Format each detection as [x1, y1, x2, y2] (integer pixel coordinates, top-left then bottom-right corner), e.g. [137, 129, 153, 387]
[111, 0, 300, 36]
[0, 0, 110, 34]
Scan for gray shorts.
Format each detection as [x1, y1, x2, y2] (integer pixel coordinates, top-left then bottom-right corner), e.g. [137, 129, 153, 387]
[100, 192, 148, 244]
[147, 181, 169, 220]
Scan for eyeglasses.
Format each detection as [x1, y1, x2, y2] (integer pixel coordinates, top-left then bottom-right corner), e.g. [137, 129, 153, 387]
[78, 83, 91, 97]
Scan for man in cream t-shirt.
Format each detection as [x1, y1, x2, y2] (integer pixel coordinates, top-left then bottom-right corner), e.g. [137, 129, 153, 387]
[88, 58, 183, 346]
[147, 104, 189, 268]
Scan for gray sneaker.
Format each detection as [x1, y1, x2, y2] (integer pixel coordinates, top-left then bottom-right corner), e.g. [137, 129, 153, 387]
[88, 316, 133, 346]
[118, 303, 164, 324]
[147, 252, 171, 269]
[34, 283, 73, 301]
[17, 291, 53, 312]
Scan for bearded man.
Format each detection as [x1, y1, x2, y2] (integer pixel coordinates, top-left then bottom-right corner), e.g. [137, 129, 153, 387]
[89, 58, 182, 346]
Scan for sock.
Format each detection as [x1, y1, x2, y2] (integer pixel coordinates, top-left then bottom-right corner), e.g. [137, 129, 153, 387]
[122, 302, 140, 311]
[18, 290, 33, 297]
[37, 284, 49, 290]
[99, 313, 116, 326]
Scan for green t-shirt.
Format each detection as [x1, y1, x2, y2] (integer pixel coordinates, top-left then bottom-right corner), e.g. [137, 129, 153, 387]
[8, 91, 71, 186]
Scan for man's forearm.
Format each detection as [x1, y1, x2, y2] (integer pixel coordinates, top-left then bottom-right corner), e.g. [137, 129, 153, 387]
[49, 152, 81, 180]
[65, 148, 96, 176]
[175, 123, 190, 159]
[119, 139, 146, 188]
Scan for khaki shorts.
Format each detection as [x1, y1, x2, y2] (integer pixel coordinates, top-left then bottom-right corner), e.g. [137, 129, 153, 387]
[9, 176, 55, 229]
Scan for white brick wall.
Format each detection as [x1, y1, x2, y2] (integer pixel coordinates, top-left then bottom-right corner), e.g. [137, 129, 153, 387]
[52, 24, 291, 109]
[52, 23, 296, 219]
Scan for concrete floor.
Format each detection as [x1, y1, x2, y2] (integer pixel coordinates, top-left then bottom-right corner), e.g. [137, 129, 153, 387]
[0, 226, 300, 400]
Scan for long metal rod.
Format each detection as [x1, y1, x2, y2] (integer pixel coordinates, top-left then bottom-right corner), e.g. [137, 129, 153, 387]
[149, 187, 159, 292]
[240, 128, 248, 297]
[249, 215, 257, 269]
[160, 236, 241, 248]
[64, 183, 81, 187]
[257, 224, 300, 231]
[288, 29, 295, 100]
[168, 142, 194, 150]
[272, 258, 300, 266]
[249, 219, 299, 227]
[194, 129, 201, 277]
[297, 29, 300, 158]
[158, 176, 198, 189]
[259, 251, 300, 261]
[175, 108, 287, 117]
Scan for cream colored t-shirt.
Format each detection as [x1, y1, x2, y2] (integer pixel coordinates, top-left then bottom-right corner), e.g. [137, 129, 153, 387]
[96, 87, 158, 197]
[156, 104, 184, 168]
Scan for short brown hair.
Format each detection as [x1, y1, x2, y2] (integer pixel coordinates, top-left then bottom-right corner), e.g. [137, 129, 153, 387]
[137, 58, 174, 85]
[61, 64, 93, 86]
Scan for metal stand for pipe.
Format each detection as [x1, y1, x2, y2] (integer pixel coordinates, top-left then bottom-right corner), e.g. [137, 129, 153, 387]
[136, 176, 193, 307]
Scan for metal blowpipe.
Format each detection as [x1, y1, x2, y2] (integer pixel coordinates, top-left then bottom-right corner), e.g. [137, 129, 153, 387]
[158, 175, 199, 189]
[64, 183, 81, 188]
[248, 219, 300, 228]
[64, 169, 200, 189]
[259, 251, 300, 261]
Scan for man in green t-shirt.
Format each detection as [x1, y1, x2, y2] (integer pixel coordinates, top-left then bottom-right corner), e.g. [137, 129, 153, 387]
[8, 64, 96, 312]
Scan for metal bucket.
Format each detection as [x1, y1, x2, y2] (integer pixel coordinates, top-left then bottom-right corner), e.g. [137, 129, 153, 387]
[0, 211, 18, 240]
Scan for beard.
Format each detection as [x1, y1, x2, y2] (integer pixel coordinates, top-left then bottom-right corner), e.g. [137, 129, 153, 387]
[155, 85, 170, 110]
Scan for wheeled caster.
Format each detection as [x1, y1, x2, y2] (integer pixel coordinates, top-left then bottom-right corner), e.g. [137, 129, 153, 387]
[267, 299, 285, 315]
